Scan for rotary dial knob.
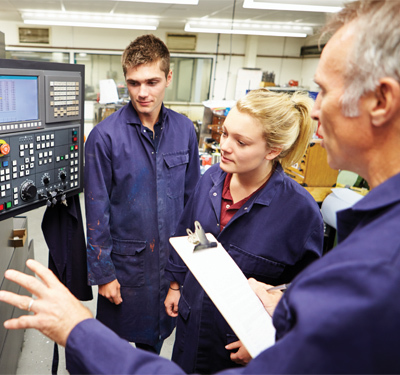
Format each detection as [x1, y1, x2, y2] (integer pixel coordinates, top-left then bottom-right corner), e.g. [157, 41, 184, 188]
[41, 173, 50, 185]
[59, 171, 67, 180]
[20, 180, 37, 201]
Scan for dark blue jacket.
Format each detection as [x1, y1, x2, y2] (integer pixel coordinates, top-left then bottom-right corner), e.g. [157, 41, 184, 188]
[84, 102, 200, 345]
[42, 195, 92, 302]
[66, 172, 400, 374]
[165, 163, 324, 373]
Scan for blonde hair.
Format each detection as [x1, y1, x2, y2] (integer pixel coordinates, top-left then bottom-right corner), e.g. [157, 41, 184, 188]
[236, 89, 317, 169]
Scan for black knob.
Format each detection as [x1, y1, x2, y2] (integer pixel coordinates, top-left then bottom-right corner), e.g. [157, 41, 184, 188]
[43, 176, 50, 185]
[59, 171, 66, 180]
[21, 183, 37, 201]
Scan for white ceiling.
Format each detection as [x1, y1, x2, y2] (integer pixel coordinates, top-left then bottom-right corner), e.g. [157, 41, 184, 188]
[0, 0, 348, 34]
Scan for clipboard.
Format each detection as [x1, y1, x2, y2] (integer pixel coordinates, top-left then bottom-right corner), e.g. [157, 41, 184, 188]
[169, 232, 276, 359]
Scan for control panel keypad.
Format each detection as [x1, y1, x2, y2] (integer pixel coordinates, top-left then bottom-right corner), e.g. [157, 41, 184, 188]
[0, 126, 81, 215]
[46, 77, 81, 124]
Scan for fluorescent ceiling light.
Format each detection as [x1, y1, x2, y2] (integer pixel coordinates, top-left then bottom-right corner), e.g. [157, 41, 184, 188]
[20, 10, 159, 30]
[185, 20, 312, 38]
[111, 0, 198, 4]
[243, 0, 343, 13]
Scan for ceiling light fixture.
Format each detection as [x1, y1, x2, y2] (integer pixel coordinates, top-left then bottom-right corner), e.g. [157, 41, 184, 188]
[20, 10, 159, 30]
[185, 19, 313, 37]
[111, 0, 198, 4]
[243, 0, 343, 13]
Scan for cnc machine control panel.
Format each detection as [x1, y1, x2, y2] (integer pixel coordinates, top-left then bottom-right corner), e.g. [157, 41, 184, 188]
[0, 59, 85, 221]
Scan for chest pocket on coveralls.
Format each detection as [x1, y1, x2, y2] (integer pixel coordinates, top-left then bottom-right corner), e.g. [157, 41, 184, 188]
[111, 238, 146, 287]
[228, 244, 285, 282]
[163, 151, 189, 199]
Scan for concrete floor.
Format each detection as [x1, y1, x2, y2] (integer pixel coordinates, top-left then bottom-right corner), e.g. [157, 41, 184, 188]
[15, 194, 175, 374]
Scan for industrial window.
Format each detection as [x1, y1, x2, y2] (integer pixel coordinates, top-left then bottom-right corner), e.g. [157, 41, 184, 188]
[75, 53, 213, 103]
[165, 56, 213, 103]
[4, 50, 213, 104]
[5, 50, 69, 64]
[74, 53, 123, 101]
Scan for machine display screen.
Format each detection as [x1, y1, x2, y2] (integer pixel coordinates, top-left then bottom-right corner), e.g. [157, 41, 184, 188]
[0, 75, 39, 124]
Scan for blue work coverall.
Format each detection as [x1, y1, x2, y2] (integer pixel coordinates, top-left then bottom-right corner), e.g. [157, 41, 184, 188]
[66, 171, 400, 374]
[165, 163, 324, 373]
[84, 102, 200, 346]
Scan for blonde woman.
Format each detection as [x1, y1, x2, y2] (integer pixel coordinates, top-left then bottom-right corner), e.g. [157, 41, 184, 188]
[164, 89, 325, 374]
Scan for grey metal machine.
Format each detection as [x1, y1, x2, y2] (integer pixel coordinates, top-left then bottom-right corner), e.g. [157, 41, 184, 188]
[0, 59, 84, 219]
[0, 54, 85, 373]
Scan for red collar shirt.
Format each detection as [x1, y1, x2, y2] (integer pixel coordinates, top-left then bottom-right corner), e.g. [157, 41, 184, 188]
[220, 173, 266, 231]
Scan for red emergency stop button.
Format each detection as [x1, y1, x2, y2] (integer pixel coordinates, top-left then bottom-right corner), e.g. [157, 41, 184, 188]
[0, 142, 10, 156]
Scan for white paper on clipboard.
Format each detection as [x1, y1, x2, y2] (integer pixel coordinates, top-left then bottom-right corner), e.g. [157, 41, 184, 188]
[169, 233, 276, 359]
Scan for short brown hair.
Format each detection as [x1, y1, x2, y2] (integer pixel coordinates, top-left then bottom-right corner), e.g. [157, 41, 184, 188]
[121, 34, 170, 78]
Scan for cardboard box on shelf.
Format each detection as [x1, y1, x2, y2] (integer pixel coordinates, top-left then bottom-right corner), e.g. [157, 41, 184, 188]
[259, 82, 276, 87]
[9, 216, 28, 247]
[9, 229, 27, 247]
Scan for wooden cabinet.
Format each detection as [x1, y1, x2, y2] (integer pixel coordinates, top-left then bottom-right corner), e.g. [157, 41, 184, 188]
[285, 141, 339, 187]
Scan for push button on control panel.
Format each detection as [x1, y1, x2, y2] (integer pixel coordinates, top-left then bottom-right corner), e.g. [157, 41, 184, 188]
[0, 140, 10, 156]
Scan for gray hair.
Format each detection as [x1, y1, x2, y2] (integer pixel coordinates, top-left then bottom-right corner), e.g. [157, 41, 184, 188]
[322, 0, 400, 117]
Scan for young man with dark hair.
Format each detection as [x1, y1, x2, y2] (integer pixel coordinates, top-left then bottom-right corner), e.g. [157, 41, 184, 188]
[84, 34, 200, 353]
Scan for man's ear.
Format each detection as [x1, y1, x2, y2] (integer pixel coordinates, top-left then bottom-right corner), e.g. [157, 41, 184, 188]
[166, 70, 173, 87]
[370, 78, 400, 127]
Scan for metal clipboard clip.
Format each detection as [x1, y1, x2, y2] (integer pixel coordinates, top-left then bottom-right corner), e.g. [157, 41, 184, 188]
[186, 221, 218, 252]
